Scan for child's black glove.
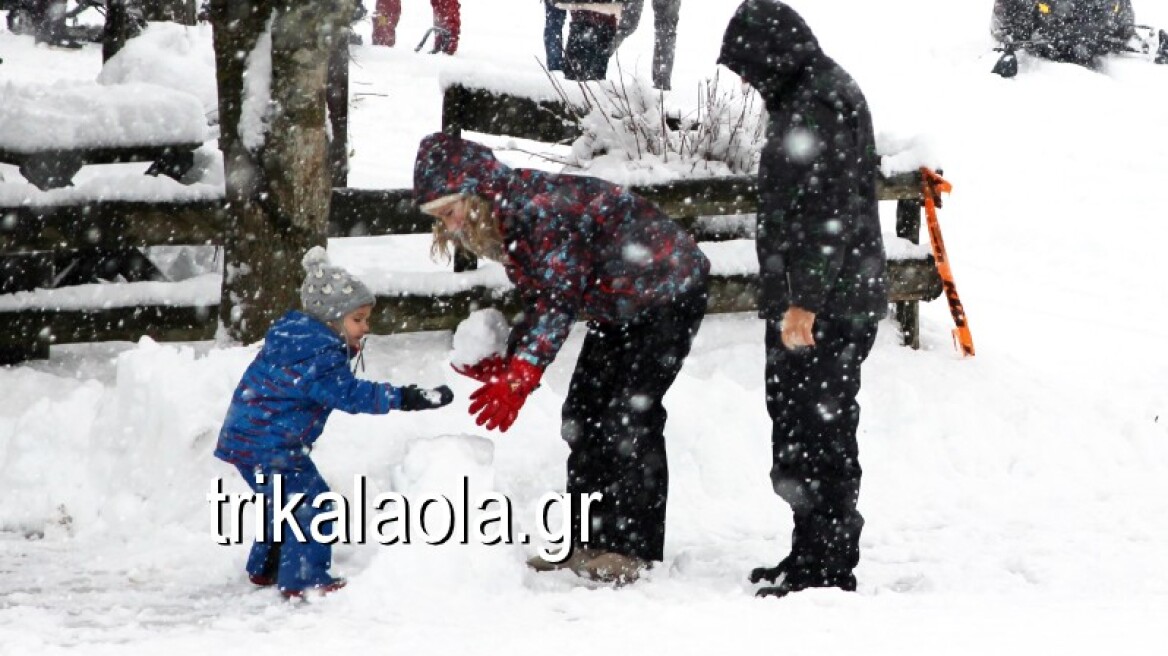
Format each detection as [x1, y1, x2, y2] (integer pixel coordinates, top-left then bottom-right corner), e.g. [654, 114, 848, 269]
[399, 385, 455, 411]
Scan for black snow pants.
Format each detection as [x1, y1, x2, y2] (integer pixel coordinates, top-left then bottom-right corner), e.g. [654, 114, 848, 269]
[764, 316, 878, 579]
[563, 281, 707, 562]
[563, 10, 618, 81]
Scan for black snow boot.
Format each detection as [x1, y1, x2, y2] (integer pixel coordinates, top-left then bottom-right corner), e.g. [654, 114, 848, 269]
[749, 555, 793, 584]
[756, 568, 857, 599]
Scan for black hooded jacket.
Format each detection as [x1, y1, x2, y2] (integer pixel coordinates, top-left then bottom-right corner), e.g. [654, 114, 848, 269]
[718, 0, 887, 322]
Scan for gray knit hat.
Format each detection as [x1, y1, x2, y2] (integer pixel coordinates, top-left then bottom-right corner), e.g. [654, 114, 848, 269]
[299, 246, 375, 322]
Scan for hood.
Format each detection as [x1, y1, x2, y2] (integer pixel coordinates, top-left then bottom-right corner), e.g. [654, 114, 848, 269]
[717, 0, 822, 104]
[260, 310, 344, 366]
[413, 132, 516, 207]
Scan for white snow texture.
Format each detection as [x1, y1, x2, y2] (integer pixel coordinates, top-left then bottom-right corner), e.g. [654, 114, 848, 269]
[2, 1, 1168, 654]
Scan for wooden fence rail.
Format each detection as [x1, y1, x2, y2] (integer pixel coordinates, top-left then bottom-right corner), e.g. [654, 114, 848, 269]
[2, 174, 924, 253]
[1, 174, 940, 364]
[1, 82, 942, 362]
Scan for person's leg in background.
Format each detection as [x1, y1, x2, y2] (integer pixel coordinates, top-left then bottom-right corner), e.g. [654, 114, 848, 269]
[609, 0, 643, 54]
[372, 0, 402, 46]
[563, 10, 618, 81]
[431, 0, 461, 54]
[650, 0, 680, 90]
[543, 0, 567, 71]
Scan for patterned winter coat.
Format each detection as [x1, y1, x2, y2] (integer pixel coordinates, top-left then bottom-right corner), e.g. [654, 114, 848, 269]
[414, 133, 709, 369]
[214, 311, 403, 469]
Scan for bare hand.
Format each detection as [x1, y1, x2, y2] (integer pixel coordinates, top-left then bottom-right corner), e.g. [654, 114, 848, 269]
[780, 306, 816, 350]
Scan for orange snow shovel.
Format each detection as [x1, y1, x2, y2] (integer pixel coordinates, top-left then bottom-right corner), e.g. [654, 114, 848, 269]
[920, 167, 975, 357]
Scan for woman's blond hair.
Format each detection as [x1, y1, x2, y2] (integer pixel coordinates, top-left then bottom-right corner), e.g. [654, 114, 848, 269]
[429, 195, 506, 263]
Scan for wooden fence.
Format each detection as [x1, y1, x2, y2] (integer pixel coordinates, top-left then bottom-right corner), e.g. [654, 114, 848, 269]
[0, 83, 942, 363]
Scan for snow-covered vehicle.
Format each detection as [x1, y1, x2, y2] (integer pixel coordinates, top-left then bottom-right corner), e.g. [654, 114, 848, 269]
[991, 0, 1168, 76]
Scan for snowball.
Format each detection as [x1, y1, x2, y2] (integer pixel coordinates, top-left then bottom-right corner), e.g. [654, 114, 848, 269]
[391, 434, 495, 495]
[450, 308, 510, 367]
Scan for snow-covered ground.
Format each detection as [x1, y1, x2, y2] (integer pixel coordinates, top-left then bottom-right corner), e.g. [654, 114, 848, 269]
[3, 1, 1168, 654]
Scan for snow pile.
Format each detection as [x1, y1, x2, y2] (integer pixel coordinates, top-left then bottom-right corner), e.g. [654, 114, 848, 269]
[439, 58, 589, 104]
[353, 434, 524, 600]
[0, 337, 250, 536]
[183, 142, 226, 188]
[565, 75, 767, 185]
[97, 22, 218, 122]
[878, 131, 945, 177]
[0, 80, 208, 152]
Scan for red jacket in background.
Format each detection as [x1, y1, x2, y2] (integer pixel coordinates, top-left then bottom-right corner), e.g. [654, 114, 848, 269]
[373, 0, 461, 53]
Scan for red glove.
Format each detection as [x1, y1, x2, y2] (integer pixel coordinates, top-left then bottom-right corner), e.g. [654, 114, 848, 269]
[451, 354, 507, 383]
[467, 357, 543, 432]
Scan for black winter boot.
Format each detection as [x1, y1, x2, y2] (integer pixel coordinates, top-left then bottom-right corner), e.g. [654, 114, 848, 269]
[749, 555, 793, 584]
[756, 568, 856, 599]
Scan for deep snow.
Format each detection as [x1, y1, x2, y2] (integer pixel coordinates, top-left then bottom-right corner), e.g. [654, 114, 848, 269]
[2, 1, 1168, 654]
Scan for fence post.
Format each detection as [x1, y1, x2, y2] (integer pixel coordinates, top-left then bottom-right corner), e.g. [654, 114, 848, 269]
[894, 195, 923, 349]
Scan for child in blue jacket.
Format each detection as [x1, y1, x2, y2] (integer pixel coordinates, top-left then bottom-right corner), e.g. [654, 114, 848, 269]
[215, 246, 453, 599]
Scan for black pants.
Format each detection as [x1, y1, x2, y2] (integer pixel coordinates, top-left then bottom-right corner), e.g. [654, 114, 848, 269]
[764, 316, 878, 578]
[563, 11, 617, 81]
[563, 283, 707, 562]
[543, 1, 567, 71]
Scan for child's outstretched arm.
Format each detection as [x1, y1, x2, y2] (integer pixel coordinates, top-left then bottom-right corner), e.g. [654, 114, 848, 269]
[304, 350, 453, 414]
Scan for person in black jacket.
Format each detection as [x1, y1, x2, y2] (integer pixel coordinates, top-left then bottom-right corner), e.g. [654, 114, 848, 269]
[717, 0, 888, 599]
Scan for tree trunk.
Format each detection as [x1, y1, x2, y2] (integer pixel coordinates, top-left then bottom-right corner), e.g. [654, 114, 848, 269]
[209, 0, 353, 343]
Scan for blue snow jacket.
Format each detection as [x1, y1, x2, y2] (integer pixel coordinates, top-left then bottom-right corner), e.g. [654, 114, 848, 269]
[414, 132, 709, 369]
[214, 311, 403, 469]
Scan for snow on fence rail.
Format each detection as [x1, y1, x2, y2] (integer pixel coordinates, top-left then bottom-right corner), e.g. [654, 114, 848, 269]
[0, 172, 941, 364]
[0, 81, 943, 363]
[0, 81, 210, 191]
